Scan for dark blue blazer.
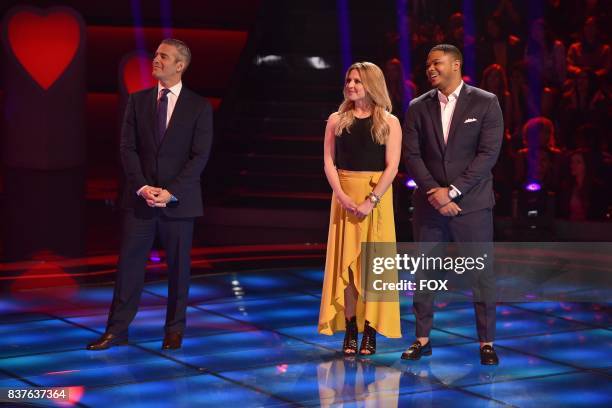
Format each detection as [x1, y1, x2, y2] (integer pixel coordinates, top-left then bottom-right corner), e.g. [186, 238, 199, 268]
[403, 84, 503, 214]
[119, 86, 213, 218]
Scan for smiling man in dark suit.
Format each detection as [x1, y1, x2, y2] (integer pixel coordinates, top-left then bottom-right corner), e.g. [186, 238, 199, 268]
[401, 44, 503, 365]
[87, 39, 212, 351]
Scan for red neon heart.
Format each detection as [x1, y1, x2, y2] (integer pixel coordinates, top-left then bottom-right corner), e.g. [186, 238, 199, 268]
[7, 10, 80, 90]
[122, 54, 157, 94]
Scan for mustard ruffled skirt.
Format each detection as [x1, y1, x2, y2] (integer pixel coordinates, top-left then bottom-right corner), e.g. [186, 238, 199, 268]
[318, 170, 402, 338]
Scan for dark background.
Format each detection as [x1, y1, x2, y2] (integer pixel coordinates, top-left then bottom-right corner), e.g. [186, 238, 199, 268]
[0, 0, 610, 265]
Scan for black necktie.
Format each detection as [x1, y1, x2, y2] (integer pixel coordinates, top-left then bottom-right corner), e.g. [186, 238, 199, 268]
[157, 88, 171, 143]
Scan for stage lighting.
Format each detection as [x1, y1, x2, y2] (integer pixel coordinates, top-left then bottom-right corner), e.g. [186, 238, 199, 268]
[525, 182, 541, 192]
[512, 184, 556, 238]
[149, 250, 161, 263]
[254, 54, 283, 66]
[306, 56, 331, 69]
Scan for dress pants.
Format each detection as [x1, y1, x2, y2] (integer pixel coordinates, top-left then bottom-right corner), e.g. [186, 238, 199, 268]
[412, 203, 496, 342]
[106, 209, 194, 335]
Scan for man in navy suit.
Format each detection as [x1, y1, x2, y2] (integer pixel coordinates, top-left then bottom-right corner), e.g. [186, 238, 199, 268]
[88, 39, 213, 350]
[400, 44, 503, 365]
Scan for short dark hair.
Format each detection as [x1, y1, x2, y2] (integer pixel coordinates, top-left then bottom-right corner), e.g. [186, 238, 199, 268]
[429, 44, 463, 68]
[161, 38, 192, 69]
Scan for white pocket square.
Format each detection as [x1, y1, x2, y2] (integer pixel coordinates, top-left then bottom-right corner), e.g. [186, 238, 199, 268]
[464, 118, 477, 123]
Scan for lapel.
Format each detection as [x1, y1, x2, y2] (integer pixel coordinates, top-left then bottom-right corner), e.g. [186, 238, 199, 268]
[145, 87, 159, 146]
[426, 89, 445, 153]
[157, 87, 190, 151]
[446, 84, 472, 146]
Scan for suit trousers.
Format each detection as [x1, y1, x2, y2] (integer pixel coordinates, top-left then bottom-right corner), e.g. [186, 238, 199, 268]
[106, 209, 194, 335]
[411, 202, 496, 342]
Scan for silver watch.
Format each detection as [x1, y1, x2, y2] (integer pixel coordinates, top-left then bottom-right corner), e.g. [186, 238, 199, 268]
[368, 192, 381, 206]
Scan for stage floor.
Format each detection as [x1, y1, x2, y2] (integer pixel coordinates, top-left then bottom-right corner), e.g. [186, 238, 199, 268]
[1, 267, 610, 407]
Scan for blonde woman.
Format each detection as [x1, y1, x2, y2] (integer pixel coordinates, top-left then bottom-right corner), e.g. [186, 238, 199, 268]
[318, 62, 402, 355]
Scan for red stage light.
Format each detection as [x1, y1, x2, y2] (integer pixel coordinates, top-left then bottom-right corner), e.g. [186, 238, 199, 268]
[122, 54, 157, 94]
[10, 250, 78, 305]
[53, 385, 84, 406]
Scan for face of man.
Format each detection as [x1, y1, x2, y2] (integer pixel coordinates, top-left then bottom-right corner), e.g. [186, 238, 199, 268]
[152, 43, 185, 83]
[345, 69, 367, 102]
[425, 50, 460, 90]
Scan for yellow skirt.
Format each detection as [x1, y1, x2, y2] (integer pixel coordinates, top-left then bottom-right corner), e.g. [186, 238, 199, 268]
[318, 170, 402, 338]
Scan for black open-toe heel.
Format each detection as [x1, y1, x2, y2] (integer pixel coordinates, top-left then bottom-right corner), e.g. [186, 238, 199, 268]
[359, 320, 377, 355]
[343, 316, 358, 356]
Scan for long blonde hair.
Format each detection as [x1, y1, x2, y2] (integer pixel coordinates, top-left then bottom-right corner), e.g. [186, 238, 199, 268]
[335, 62, 392, 145]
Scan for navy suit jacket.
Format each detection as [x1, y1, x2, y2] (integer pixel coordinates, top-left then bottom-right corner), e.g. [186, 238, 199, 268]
[119, 86, 213, 218]
[403, 84, 503, 214]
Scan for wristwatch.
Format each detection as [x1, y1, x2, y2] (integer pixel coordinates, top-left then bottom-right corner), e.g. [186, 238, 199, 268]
[368, 192, 381, 207]
[448, 188, 459, 199]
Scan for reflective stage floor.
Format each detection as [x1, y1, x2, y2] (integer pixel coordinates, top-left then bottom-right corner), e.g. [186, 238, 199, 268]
[1, 267, 610, 407]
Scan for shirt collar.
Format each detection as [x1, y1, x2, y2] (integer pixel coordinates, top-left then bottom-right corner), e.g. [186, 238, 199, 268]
[437, 80, 464, 103]
[158, 81, 182, 97]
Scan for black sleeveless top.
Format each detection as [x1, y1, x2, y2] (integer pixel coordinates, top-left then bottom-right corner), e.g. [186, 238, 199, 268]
[335, 117, 386, 171]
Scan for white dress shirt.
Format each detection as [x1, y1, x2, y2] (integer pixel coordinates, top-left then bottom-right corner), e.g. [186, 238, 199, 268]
[437, 81, 464, 196]
[137, 81, 183, 198]
[158, 81, 182, 127]
[438, 80, 463, 144]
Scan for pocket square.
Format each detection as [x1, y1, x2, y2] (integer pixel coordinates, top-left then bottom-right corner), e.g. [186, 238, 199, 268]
[464, 118, 477, 123]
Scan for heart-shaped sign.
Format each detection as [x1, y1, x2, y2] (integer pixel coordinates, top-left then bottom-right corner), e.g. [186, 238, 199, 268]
[6, 8, 81, 90]
[122, 53, 157, 94]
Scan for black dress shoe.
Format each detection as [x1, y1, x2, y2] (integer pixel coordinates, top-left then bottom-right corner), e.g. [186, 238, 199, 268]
[401, 340, 432, 360]
[359, 320, 377, 355]
[162, 331, 183, 350]
[480, 345, 499, 365]
[342, 316, 358, 356]
[86, 332, 128, 350]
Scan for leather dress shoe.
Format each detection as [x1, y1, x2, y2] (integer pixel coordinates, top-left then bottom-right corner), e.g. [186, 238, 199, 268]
[480, 345, 499, 365]
[162, 331, 183, 350]
[401, 340, 432, 360]
[86, 332, 128, 350]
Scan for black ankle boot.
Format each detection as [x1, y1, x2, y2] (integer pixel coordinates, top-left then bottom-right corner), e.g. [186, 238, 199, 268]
[343, 316, 358, 356]
[359, 320, 377, 355]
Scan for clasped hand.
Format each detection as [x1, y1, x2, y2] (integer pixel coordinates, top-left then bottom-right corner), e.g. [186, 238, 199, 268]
[427, 187, 462, 217]
[141, 187, 173, 207]
[337, 193, 374, 220]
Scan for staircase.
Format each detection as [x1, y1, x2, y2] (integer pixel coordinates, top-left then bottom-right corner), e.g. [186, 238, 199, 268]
[209, 0, 399, 214]
[200, 0, 413, 244]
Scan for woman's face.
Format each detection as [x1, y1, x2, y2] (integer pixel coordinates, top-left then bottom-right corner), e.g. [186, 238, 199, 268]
[570, 153, 586, 178]
[345, 69, 367, 102]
